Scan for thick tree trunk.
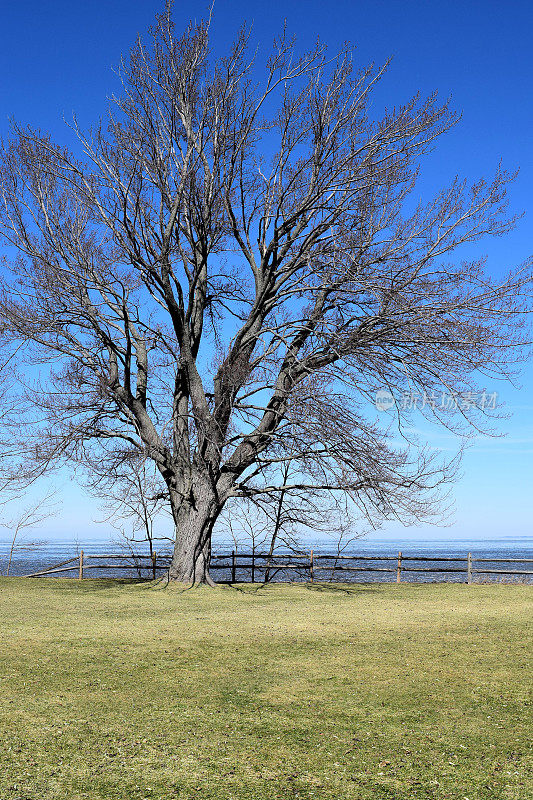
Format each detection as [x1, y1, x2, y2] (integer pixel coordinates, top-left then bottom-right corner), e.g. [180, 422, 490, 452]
[167, 482, 219, 585]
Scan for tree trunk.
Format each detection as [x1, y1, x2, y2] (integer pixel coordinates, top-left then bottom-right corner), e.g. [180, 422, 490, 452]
[167, 484, 218, 585]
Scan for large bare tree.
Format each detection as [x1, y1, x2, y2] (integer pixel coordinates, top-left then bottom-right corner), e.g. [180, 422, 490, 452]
[0, 6, 529, 583]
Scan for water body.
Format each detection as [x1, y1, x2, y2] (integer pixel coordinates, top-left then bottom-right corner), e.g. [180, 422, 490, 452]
[1, 536, 531, 583]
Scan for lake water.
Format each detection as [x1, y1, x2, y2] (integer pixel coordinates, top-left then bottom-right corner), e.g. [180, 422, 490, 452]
[1, 536, 532, 583]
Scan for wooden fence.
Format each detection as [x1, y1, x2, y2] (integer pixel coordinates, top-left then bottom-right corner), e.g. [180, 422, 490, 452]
[19, 550, 533, 583]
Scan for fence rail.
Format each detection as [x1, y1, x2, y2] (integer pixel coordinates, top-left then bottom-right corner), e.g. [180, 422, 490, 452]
[15, 549, 533, 583]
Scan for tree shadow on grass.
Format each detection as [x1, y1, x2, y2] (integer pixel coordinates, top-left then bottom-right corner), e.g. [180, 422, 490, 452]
[304, 581, 382, 595]
[221, 580, 383, 597]
[215, 580, 312, 596]
[19, 577, 147, 594]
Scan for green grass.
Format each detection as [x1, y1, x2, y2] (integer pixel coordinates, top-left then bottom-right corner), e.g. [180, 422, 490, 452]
[0, 579, 531, 799]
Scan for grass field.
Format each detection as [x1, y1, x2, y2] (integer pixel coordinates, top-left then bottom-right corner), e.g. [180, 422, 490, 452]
[0, 579, 531, 800]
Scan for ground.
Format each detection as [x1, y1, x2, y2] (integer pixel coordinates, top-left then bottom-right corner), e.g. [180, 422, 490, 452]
[0, 579, 531, 800]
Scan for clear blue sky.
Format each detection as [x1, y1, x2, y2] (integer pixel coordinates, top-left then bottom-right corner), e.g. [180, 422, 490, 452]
[0, 0, 531, 543]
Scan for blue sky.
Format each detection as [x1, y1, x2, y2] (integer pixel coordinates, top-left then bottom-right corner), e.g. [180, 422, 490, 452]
[0, 0, 532, 543]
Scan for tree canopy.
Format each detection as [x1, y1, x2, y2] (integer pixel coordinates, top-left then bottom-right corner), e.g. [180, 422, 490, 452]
[0, 5, 530, 582]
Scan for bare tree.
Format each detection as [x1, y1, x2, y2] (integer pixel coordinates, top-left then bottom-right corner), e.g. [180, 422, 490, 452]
[1, 491, 57, 576]
[92, 454, 173, 573]
[0, 6, 530, 583]
[219, 459, 365, 582]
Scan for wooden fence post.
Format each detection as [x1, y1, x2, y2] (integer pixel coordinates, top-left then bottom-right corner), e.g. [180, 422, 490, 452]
[467, 552, 472, 584]
[152, 551, 157, 580]
[231, 550, 236, 583]
[78, 550, 84, 580]
[310, 549, 314, 583]
[396, 551, 402, 583]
